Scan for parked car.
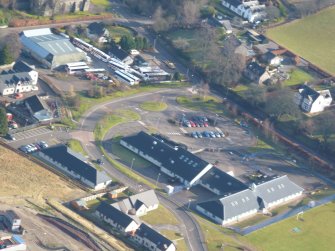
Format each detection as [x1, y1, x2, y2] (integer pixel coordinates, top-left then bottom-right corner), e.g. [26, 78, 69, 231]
[96, 159, 104, 165]
[202, 131, 210, 138]
[209, 131, 216, 138]
[196, 131, 203, 138]
[189, 120, 196, 127]
[38, 141, 48, 149]
[191, 132, 198, 138]
[215, 132, 221, 138]
[19, 146, 28, 153]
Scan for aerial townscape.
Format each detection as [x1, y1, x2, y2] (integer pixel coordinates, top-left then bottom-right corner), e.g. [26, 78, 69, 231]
[0, 0, 334, 251]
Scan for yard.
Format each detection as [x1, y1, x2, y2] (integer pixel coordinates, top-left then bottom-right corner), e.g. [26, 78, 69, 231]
[107, 25, 135, 43]
[176, 95, 223, 114]
[283, 68, 314, 87]
[141, 205, 179, 226]
[267, 6, 335, 75]
[67, 139, 87, 156]
[245, 202, 335, 251]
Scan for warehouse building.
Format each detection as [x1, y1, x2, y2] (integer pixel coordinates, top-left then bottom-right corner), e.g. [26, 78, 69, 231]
[20, 28, 86, 69]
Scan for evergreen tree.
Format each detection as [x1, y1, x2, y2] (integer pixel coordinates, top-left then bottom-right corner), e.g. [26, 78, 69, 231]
[119, 35, 135, 52]
[0, 45, 14, 65]
[0, 107, 8, 136]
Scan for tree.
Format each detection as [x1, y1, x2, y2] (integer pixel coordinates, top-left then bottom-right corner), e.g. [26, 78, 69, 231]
[182, 0, 201, 27]
[201, 5, 216, 18]
[314, 112, 335, 150]
[134, 36, 144, 50]
[244, 85, 266, 107]
[119, 35, 135, 51]
[173, 72, 182, 81]
[0, 45, 14, 65]
[265, 6, 281, 20]
[265, 88, 300, 120]
[4, 33, 21, 61]
[153, 6, 170, 32]
[0, 107, 8, 136]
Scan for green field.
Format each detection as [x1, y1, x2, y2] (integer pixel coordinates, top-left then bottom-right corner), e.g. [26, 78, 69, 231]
[283, 69, 314, 86]
[267, 7, 335, 75]
[67, 139, 87, 156]
[246, 202, 335, 251]
[107, 26, 134, 43]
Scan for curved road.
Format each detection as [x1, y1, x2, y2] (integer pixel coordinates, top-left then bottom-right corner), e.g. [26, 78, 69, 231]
[71, 88, 207, 251]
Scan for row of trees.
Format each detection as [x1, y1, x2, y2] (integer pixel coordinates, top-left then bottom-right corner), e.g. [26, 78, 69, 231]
[119, 35, 150, 52]
[294, 0, 335, 17]
[0, 33, 21, 65]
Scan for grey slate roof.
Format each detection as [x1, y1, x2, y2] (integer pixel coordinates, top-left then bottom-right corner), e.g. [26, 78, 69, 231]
[200, 167, 248, 196]
[298, 85, 320, 102]
[136, 223, 174, 251]
[25, 95, 48, 113]
[96, 202, 136, 228]
[109, 44, 129, 61]
[112, 189, 159, 214]
[121, 131, 211, 183]
[246, 62, 265, 76]
[252, 175, 304, 205]
[223, 0, 243, 8]
[197, 189, 259, 221]
[88, 22, 108, 36]
[0, 72, 32, 87]
[13, 61, 35, 73]
[40, 145, 111, 186]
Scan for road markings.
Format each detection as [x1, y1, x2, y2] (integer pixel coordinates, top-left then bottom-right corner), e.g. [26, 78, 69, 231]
[180, 127, 187, 133]
[167, 132, 181, 136]
[138, 121, 146, 126]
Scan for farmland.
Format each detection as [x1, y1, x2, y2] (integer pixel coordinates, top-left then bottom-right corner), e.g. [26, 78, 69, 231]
[267, 6, 335, 75]
[245, 202, 335, 251]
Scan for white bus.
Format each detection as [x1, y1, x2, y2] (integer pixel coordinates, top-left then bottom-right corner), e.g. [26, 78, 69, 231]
[108, 58, 129, 71]
[91, 47, 110, 62]
[114, 70, 139, 86]
[72, 38, 93, 52]
[66, 62, 90, 74]
[84, 68, 106, 73]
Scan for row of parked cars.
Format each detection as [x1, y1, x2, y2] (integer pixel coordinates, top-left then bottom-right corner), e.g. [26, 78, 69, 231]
[191, 131, 225, 139]
[181, 115, 209, 128]
[19, 141, 48, 153]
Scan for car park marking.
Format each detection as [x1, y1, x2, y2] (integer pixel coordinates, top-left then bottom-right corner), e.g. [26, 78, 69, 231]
[138, 121, 146, 126]
[9, 127, 52, 142]
[179, 128, 187, 133]
[167, 132, 181, 135]
[226, 137, 233, 143]
[215, 127, 223, 133]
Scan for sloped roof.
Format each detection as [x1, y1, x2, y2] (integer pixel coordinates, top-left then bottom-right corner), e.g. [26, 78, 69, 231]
[253, 175, 304, 205]
[121, 132, 212, 183]
[298, 85, 320, 102]
[136, 223, 175, 250]
[200, 167, 248, 196]
[88, 22, 107, 36]
[96, 202, 136, 228]
[109, 44, 129, 61]
[247, 62, 265, 76]
[0, 72, 32, 87]
[13, 61, 35, 73]
[25, 95, 48, 113]
[40, 145, 111, 186]
[197, 189, 259, 221]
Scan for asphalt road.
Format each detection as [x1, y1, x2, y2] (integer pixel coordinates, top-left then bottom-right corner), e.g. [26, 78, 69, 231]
[71, 88, 207, 251]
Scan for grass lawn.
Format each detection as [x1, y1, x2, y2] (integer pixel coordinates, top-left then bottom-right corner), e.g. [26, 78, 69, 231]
[248, 138, 274, 153]
[91, 0, 111, 8]
[141, 205, 179, 225]
[267, 6, 335, 75]
[67, 139, 87, 156]
[110, 137, 151, 168]
[245, 202, 335, 251]
[159, 229, 188, 251]
[176, 95, 223, 114]
[107, 25, 134, 43]
[140, 101, 168, 112]
[283, 69, 314, 87]
[71, 82, 190, 120]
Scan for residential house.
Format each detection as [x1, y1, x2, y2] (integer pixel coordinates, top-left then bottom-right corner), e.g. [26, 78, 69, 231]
[251, 175, 304, 209]
[112, 190, 159, 216]
[25, 95, 53, 122]
[261, 51, 283, 66]
[221, 0, 266, 23]
[244, 62, 274, 85]
[109, 44, 133, 65]
[133, 223, 176, 251]
[13, 61, 38, 86]
[196, 189, 259, 225]
[294, 85, 332, 113]
[95, 202, 139, 234]
[0, 72, 34, 96]
[87, 22, 109, 43]
[199, 167, 248, 196]
[120, 131, 213, 189]
[38, 145, 112, 190]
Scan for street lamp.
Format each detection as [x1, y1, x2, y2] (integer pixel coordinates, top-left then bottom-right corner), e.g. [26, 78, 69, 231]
[155, 173, 161, 187]
[187, 199, 192, 210]
[130, 158, 135, 170]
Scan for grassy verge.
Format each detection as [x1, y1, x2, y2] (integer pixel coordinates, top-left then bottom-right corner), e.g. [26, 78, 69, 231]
[91, 0, 111, 8]
[67, 139, 87, 156]
[176, 95, 223, 114]
[94, 110, 157, 189]
[107, 25, 135, 43]
[159, 229, 188, 251]
[248, 138, 274, 153]
[141, 205, 179, 225]
[110, 137, 151, 168]
[140, 101, 168, 112]
[71, 82, 190, 120]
